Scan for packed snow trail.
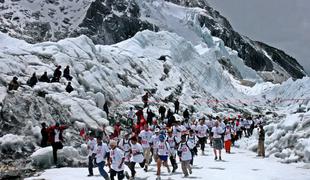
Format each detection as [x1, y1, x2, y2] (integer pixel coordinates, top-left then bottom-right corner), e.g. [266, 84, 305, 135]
[27, 146, 310, 180]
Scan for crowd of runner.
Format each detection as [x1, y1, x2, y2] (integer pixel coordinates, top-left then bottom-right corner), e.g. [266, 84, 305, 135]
[40, 95, 265, 180]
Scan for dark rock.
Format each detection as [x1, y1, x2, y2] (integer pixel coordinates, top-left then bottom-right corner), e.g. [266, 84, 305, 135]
[71, 0, 158, 45]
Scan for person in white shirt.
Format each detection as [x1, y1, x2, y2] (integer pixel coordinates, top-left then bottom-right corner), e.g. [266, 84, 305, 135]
[138, 124, 153, 172]
[127, 107, 135, 126]
[224, 125, 232, 153]
[177, 134, 192, 177]
[109, 140, 125, 180]
[166, 129, 179, 173]
[156, 134, 171, 178]
[196, 119, 208, 155]
[211, 121, 224, 161]
[128, 136, 145, 179]
[150, 128, 160, 162]
[187, 129, 198, 165]
[118, 132, 131, 171]
[95, 136, 110, 180]
[87, 132, 97, 177]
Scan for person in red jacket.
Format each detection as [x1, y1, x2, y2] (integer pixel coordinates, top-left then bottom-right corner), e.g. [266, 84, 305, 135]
[47, 122, 68, 165]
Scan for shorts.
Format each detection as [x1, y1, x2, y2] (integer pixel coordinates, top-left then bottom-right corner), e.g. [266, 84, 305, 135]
[158, 155, 168, 161]
[212, 138, 223, 150]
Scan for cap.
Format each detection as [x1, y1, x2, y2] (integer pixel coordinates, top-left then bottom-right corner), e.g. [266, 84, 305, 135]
[155, 128, 160, 133]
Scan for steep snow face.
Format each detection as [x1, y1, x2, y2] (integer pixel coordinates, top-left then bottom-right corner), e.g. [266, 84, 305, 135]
[0, 0, 93, 42]
[137, 0, 262, 83]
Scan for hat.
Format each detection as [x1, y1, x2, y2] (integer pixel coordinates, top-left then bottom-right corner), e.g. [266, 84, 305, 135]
[155, 128, 160, 133]
[159, 134, 165, 141]
[109, 140, 117, 146]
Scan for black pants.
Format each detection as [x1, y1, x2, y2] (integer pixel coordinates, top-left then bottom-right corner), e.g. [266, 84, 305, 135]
[110, 169, 124, 180]
[52, 142, 63, 165]
[88, 156, 96, 175]
[190, 149, 195, 165]
[198, 137, 206, 152]
[237, 131, 242, 140]
[170, 155, 177, 169]
[128, 161, 145, 177]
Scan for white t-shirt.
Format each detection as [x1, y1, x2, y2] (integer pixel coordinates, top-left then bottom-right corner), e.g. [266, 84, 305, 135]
[196, 124, 208, 138]
[110, 147, 125, 172]
[206, 120, 214, 129]
[178, 142, 192, 161]
[187, 135, 197, 149]
[190, 124, 197, 132]
[157, 141, 170, 156]
[95, 142, 110, 163]
[130, 143, 144, 163]
[87, 138, 97, 157]
[54, 129, 60, 142]
[128, 110, 135, 119]
[138, 130, 153, 148]
[224, 128, 232, 141]
[151, 134, 160, 150]
[212, 126, 224, 139]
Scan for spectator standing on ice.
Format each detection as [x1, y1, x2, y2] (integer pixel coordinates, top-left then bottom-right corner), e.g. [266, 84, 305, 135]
[174, 99, 180, 114]
[47, 122, 68, 166]
[40, 122, 48, 147]
[142, 92, 149, 108]
[257, 125, 265, 158]
[53, 65, 62, 82]
[127, 107, 135, 126]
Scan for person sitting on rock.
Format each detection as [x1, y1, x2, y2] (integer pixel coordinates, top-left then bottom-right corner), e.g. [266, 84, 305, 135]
[8, 76, 19, 91]
[27, 73, 38, 87]
[63, 65, 73, 81]
[65, 82, 74, 93]
[39, 71, 50, 83]
[53, 65, 62, 82]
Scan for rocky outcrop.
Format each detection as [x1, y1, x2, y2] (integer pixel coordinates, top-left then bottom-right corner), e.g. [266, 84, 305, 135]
[71, 0, 158, 44]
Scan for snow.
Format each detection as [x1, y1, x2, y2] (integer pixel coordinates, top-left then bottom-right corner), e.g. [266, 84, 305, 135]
[31, 146, 85, 169]
[0, 134, 25, 152]
[26, 146, 310, 180]
[0, 1, 310, 172]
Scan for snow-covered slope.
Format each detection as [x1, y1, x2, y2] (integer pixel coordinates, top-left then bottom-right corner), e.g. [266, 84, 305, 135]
[0, 0, 310, 179]
[0, 0, 306, 82]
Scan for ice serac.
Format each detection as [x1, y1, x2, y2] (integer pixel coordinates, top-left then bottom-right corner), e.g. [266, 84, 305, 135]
[164, 0, 306, 82]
